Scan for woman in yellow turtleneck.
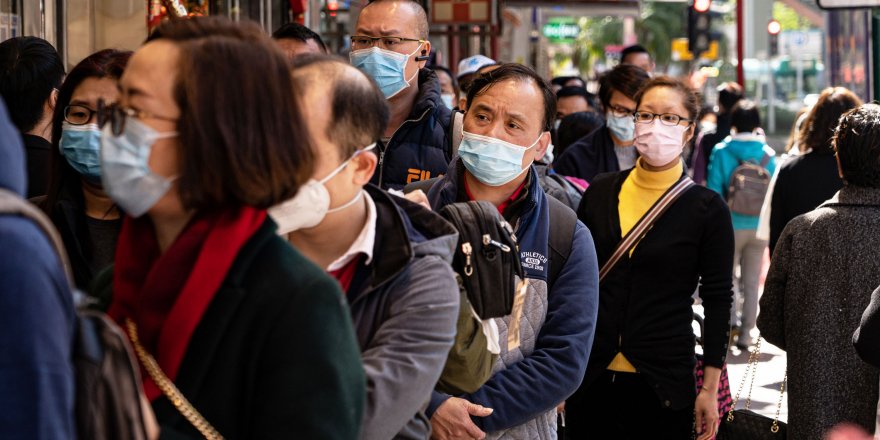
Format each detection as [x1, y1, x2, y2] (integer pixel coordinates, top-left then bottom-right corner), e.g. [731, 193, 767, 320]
[565, 76, 735, 440]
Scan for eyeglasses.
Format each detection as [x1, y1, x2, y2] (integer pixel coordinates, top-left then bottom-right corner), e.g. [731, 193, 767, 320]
[350, 35, 426, 50]
[633, 111, 693, 126]
[64, 105, 99, 125]
[608, 105, 636, 118]
[97, 99, 177, 136]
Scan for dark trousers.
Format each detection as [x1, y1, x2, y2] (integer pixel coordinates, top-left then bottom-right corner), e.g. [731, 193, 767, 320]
[564, 370, 695, 440]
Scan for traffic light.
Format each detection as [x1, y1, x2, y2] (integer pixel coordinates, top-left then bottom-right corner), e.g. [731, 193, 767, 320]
[767, 19, 781, 57]
[688, 0, 713, 56]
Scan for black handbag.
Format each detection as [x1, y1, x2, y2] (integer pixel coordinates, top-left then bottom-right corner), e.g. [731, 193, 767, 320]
[717, 337, 787, 440]
[440, 201, 524, 319]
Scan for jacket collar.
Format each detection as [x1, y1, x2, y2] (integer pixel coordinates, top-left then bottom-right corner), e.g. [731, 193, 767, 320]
[407, 68, 444, 122]
[361, 184, 457, 292]
[822, 186, 880, 208]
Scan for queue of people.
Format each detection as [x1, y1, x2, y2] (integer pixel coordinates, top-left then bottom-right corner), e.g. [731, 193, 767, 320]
[1, 0, 879, 439]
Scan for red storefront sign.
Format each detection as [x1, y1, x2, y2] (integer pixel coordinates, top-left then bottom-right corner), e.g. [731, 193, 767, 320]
[430, 0, 494, 25]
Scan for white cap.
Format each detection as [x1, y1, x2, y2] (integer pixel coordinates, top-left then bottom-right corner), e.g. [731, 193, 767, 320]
[457, 55, 496, 78]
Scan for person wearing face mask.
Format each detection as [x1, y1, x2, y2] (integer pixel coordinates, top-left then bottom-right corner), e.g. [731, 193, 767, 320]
[431, 65, 459, 110]
[706, 100, 776, 349]
[350, 0, 454, 191]
[554, 64, 651, 183]
[567, 76, 734, 440]
[270, 55, 459, 440]
[37, 49, 132, 293]
[418, 63, 599, 440]
[95, 17, 365, 439]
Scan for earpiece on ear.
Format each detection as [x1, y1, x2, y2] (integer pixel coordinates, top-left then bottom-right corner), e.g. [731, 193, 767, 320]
[415, 55, 430, 61]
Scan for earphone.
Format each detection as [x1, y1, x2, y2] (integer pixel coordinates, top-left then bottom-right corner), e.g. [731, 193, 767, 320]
[415, 50, 429, 61]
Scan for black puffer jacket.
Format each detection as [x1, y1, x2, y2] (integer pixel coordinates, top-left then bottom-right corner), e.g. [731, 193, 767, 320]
[371, 69, 454, 191]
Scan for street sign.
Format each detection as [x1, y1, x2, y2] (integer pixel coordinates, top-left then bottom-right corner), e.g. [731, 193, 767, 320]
[817, 0, 880, 8]
[672, 38, 719, 61]
[431, 0, 494, 24]
[543, 18, 579, 42]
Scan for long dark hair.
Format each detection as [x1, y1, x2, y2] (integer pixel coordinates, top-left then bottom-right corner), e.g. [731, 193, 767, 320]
[42, 49, 132, 215]
[799, 87, 862, 154]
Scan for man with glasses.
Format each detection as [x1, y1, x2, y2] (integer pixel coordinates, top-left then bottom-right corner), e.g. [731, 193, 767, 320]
[0, 37, 65, 198]
[351, 0, 454, 191]
[554, 64, 650, 183]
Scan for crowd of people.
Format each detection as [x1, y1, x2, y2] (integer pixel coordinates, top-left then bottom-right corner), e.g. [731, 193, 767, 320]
[0, 0, 879, 439]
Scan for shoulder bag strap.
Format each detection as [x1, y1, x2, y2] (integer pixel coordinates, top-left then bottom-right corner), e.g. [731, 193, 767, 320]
[450, 110, 464, 159]
[0, 188, 74, 285]
[598, 176, 695, 282]
[125, 319, 224, 440]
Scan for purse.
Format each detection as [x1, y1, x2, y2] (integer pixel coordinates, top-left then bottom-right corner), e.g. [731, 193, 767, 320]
[716, 337, 787, 440]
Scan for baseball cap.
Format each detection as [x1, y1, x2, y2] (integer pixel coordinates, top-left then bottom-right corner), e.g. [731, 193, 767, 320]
[457, 55, 495, 78]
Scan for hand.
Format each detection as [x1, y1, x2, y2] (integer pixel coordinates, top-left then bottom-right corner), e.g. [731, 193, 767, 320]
[403, 189, 432, 210]
[694, 387, 719, 440]
[430, 397, 493, 440]
[556, 402, 565, 413]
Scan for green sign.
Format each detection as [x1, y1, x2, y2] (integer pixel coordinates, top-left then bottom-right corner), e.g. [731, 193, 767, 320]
[543, 20, 579, 42]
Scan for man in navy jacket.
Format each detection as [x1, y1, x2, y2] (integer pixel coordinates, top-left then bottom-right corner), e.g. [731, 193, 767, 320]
[423, 63, 599, 439]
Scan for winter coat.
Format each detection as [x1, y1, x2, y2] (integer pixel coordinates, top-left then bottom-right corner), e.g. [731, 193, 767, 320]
[553, 125, 622, 183]
[371, 69, 454, 191]
[758, 186, 880, 439]
[347, 185, 460, 440]
[0, 100, 76, 439]
[425, 159, 600, 439]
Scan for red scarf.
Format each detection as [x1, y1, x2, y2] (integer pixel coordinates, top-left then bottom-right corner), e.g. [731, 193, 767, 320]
[108, 206, 266, 401]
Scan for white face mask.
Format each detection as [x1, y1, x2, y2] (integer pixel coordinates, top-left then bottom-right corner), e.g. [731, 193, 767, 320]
[269, 143, 375, 234]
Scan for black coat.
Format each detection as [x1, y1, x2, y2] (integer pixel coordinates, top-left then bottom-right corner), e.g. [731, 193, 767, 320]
[100, 218, 366, 440]
[22, 134, 50, 198]
[569, 169, 734, 411]
[769, 151, 843, 253]
[553, 126, 621, 183]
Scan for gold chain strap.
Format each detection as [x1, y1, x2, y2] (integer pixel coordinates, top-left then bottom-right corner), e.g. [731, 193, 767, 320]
[125, 319, 225, 440]
[725, 337, 787, 432]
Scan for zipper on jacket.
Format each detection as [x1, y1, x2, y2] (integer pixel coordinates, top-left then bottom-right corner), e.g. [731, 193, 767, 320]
[379, 108, 432, 188]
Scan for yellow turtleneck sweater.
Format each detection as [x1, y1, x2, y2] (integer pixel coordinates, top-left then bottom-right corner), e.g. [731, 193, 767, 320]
[607, 158, 683, 373]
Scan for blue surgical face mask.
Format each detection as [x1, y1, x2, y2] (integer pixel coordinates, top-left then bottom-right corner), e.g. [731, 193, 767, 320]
[350, 45, 422, 99]
[60, 122, 103, 184]
[458, 130, 541, 187]
[606, 112, 635, 142]
[441, 93, 456, 110]
[100, 116, 178, 218]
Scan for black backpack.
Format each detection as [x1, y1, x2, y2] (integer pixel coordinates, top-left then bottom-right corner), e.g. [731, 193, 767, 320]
[0, 189, 151, 440]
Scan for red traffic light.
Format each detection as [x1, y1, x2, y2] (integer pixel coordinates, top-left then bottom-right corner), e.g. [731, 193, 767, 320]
[694, 0, 711, 13]
[767, 19, 781, 35]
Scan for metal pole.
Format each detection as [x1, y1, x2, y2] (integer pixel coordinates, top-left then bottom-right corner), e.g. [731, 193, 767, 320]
[736, 0, 745, 87]
[768, 58, 776, 133]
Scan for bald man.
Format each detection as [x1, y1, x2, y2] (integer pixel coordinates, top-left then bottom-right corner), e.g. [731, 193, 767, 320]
[270, 55, 460, 440]
[351, 0, 454, 191]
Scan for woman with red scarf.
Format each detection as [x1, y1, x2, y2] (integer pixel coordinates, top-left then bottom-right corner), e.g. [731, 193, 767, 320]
[96, 17, 365, 439]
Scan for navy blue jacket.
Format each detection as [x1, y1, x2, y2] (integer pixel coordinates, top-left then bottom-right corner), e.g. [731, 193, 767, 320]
[371, 69, 454, 191]
[0, 100, 76, 439]
[553, 125, 624, 183]
[425, 160, 600, 435]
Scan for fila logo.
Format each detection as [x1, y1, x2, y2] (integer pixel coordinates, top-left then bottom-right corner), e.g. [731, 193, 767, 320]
[407, 169, 432, 184]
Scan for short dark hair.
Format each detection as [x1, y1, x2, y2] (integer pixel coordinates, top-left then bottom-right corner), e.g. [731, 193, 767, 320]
[799, 87, 862, 154]
[551, 76, 585, 88]
[833, 104, 880, 188]
[730, 100, 761, 133]
[556, 111, 604, 154]
[431, 65, 458, 93]
[598, 64, 650, 110]
[363, 0, 429, 39]
[44, 49, 133, 217]
[147, 17, 314, 210]
[466, 63, 556, 132]
[717, 82, 744, 113]
[0, 37, 65, 133]
[621, 44, 651, 62]
[556, 86, 598, 111]
[634, 75, 701, 121]
[272, 23, 327, 52]
[291, 54, 389, 158]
